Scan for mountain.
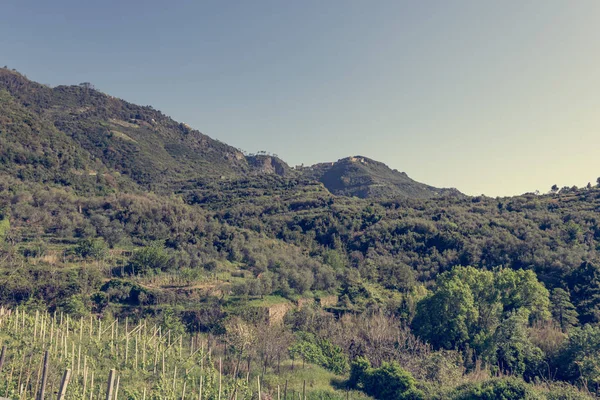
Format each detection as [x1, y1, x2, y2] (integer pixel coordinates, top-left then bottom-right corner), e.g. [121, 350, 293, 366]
[0, 68, 261, 191]
[300, 156, 462, 199]
[0, 68, 458, 199]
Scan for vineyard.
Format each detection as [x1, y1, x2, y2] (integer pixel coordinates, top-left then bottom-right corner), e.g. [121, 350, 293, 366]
[0, 308, 354, 400]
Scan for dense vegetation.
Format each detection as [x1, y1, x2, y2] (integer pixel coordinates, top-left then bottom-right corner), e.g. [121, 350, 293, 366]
[1, 68, 600, 399]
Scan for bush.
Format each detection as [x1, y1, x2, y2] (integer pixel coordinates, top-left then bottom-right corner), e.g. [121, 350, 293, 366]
[451, 377, 543, 400]
[58, 294, 90, 318]
[0, 216, 9, 241]
[543, 382, 595, 400]
[74, 238, 108, 260]
[128, 242, 170, 275]
[289, 332, 348, 374]
[348, 356, 424, 400]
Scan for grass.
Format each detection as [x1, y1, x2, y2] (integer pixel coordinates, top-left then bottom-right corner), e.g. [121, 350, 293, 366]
[261, 361, 371, 400]
[246, 295, 291, 308]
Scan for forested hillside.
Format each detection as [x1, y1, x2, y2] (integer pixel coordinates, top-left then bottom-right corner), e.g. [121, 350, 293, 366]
[1, 69, 599, 399]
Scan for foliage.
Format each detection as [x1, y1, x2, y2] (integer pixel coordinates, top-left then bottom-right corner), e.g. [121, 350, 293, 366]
[451, 377, 543, 400]
[128, 242, 170, 275]
[348, 356, 424, 400]
[412, 266, 550, 368]
[289, 332, 348, 374]
[1, 67, 600, 397]
[550, 289, 579, 332]
[554, 324, 600, 388]
[491, 309, 544, 378]
[0, 215, 9, 241]
[74, 237, 108, 260]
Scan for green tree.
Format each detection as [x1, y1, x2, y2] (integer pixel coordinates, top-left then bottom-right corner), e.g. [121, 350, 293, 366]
[318, 337, 348, 374]
[492, 309, 543, 377]
[441, 267, 502, 349]
[348, 356, 370, 389]
[412, 274, 478, 350]
[368, 362, 423, 400]
[413, 266, 550, 360]
[567, 262, 600, 324]
[495, 268, 551, 322]
[323, 249, 346, 271]
[555, 325, 600, 390]
[550, 288, 578, 332]
[289, 332, 326, 368]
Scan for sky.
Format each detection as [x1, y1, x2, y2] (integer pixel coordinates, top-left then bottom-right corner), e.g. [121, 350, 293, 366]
[1, 0, 600, 196]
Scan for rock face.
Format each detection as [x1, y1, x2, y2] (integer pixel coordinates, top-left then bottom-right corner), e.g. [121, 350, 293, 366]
[267, 302, 291, 325]
[246, 155, 291, 176]
[317, 295, 339, 308]
[300, 156, 462, 199]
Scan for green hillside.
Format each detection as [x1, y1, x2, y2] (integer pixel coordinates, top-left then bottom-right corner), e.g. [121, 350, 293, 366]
[1, 69, 599, 399]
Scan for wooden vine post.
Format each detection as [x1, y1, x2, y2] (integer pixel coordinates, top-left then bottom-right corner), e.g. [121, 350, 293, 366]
[106, 369, 116, 400]
[57, 369, 71, 400]
[0, 345, 6, 374]
[38, 350, 49, 400]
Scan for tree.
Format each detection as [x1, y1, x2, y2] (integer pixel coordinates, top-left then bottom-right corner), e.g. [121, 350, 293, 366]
[58, 294, 90, 318]
[495, 268, 551, 322]
[551, 184, 559, 194]
[413, 266, 550, 357]
[349, 356, 370, 389]
[567, 262, 600, 324]
[412, 273, 478, 350]
[224, 317, 257, 377]
[318, 337, 349, 374]
[555, 325, 600, 389]
[492, 309, 543, 377]
[289, 333, 326, 368]
[597, 177, 600, 187]
[550, 288, 578, 332]
[255, 323, 292, 374]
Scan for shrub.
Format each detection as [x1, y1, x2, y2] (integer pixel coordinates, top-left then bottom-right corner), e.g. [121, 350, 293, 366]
[128, 242, 169, 275]
[289, 332, 348, 374]
[58, 294, 90, 318]
[0, 216, 9, 241]
[348, 357, 424, 400]
[451, 377, 543, 400]
[74, 238, 108, 260]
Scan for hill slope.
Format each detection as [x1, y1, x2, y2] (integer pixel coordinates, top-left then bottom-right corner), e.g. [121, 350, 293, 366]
[0, 68, 257, 191]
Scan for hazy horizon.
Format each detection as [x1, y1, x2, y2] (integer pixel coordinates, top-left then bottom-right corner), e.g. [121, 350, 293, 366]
[2, 0, 600, 196]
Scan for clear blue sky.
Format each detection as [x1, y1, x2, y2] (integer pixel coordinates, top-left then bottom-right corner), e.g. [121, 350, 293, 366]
[2, 0, 600, 196]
